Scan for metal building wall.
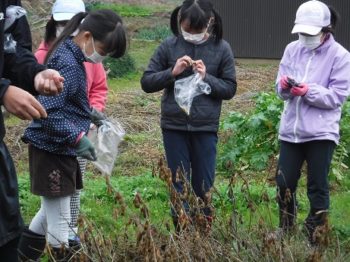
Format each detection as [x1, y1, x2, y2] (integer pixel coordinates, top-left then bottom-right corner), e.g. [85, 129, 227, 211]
[214, 0, 350, 59]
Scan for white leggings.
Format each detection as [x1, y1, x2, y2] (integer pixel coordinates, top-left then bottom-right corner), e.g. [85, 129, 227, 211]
[29, 196, 71, 248]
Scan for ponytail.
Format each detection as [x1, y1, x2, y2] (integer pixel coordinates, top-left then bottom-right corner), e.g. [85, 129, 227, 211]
[44, 12, 88, 64]
[211, 8, 223, 42]
[170, 6, 181, 36]
[44, 17, 57, 45]
[45, 10, 127, 64]
[322, 5, 340, 35]
[170, 0, 224, 43]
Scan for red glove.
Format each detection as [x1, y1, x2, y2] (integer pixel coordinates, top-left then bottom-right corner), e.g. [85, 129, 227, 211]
[279, 75, 290, 90]
[290, 83, 308, 96]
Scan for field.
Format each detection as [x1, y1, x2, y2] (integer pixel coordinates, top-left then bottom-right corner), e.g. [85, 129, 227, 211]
[9, 0, 350, 261]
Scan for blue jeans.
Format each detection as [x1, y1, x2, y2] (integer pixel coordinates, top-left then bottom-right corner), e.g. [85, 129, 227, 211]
[162, 129, 218, 216]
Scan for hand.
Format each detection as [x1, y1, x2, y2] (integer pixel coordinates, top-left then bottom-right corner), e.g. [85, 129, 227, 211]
[3, 85, 47, 120]
[90, 107, 106, 127]
[279, 75, 290, 90]
[290, 83, 308, 96]
[192, 59, 206, 79]
[34, 69, 64, 96]
[172, 55, 193, 77]
[76, 135, 96, 161]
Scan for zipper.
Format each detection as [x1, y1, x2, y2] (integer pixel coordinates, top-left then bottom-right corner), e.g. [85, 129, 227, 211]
[293, 50, 315, 142]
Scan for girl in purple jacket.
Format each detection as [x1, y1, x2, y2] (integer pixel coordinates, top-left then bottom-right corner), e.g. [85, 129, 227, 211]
[275, 0, 350, 245]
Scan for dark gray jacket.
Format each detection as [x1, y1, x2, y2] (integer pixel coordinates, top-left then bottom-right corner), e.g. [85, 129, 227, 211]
[141, 35, 236, 133]
[0, 0, 45, 247]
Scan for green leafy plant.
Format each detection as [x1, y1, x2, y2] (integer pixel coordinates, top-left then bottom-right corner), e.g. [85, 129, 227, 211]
[90, 3, 154, 17]
[103, 53, 136, 79]
[135, 25, 172, 41]
[333, 99, 350, 181]
[218, 91, 283, 173]
[219, 91, 350, 182]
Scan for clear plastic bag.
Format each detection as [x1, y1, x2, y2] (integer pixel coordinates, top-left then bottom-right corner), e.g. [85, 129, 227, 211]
[174, 72, 211, 115]
[3, 6, 27, 54]
[87, 118, 125, 176]
[4, 34, 17, 54]
[5, 6, 27, 31]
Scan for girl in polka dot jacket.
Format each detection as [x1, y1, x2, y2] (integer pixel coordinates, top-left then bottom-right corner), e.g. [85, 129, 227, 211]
[35, 0, 109, 245]
[19, 9, 126, 260]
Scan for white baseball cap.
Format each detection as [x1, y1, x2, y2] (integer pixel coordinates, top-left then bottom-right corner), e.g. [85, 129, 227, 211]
[291, 0, 331, 35]
[52, 0, 86, 21]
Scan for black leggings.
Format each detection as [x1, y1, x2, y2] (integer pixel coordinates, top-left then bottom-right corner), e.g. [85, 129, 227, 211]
[276, 140, 335, 211]
[0, 237, 20, 262]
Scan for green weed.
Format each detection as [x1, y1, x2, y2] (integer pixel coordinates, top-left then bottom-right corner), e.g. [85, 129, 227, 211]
[4, 114, 23, 127]
[107, 72, 141, 93]
[18, 173, 40, 222]
[135, 25, 171, 41]
[81, 171, 170, 236]
[219, 91, 350, 183]
[129, 39, 160, 71]
[218, 91, 282, 174]
[103, 53, 136, 79]
[90, 3, 164, 17]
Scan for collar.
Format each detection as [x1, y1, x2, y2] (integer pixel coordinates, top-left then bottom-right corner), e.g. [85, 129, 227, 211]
[317, 33, 335, 51]
[64, 37, 85, 64]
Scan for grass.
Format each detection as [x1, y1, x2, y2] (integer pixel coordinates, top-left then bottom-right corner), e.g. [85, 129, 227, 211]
[331, 191, 350, 238]
[129, 39, 161, 72]
[18, 167, 350, 242]
[90, 3, 172, 17]
[19, 166, 171, 228]
[135, 24, 172, 41]
[18, 173, 40, 223]
[4, 114, 24, 127]
[107, 72, 141, 93]
[18, 170, 171, 234]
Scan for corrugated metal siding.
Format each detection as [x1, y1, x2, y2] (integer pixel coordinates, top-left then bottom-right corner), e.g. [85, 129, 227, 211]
[214, 0, 350, 59]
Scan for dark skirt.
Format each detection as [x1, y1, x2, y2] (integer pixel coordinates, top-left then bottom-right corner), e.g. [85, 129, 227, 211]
[28, 145, 83, 197]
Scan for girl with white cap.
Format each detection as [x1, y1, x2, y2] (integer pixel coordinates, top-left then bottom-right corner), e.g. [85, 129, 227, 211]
[275, 0, 350, 245]
[35, 0, 109, 249]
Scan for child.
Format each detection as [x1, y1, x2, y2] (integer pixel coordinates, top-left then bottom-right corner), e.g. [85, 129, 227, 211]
[141, 0, 236, 230]
[35, 0, 109, 244]
[275, 1, 350, 245]
[18, 9, 126, 260]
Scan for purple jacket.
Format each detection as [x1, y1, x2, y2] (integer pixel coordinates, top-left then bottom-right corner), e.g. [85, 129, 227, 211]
[276, 35, 350, 144]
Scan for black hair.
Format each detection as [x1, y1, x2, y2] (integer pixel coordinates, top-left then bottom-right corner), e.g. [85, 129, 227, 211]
[170, 0, 223, 43]
[44, 16, 68, 45]
[322, 5, 340, 35]
[44, 17, 56, 45]
[45, 9, 127, 64]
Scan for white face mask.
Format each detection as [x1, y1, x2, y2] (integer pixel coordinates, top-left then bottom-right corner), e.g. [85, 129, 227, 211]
[182, 28, 207, 44]
[83, 37, 106, 64]
[298, 33, 323, 50]
[56, 26, 65, 38]
[56, 26, 79, 38]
